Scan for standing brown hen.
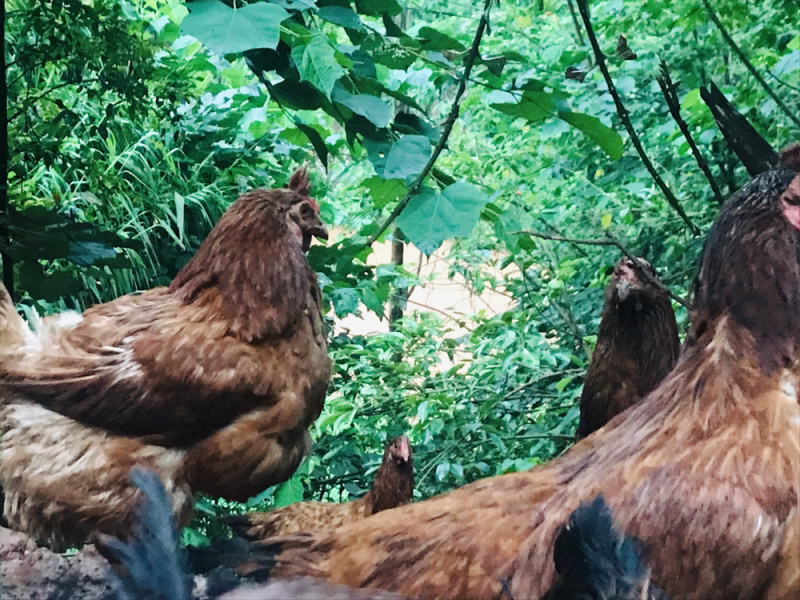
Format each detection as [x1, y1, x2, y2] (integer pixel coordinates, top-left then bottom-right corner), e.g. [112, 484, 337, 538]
[224, 434, 414, 541]
[0, 168, 332, 551]
[257, 151, 800, 600]
[576, 257, 679, 440]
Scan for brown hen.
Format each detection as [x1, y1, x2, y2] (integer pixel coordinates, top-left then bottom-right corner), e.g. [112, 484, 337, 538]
[225, 435, 413, 541]
[0, 168, 331, 551]
[255, 153, 799, 600]
[576, 257, 679, 440]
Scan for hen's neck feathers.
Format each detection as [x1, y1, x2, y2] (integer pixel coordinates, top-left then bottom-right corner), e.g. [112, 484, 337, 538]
[168, 190, 312, 342]
[600, 289, 680, 380]
[689, 167, 800, 374]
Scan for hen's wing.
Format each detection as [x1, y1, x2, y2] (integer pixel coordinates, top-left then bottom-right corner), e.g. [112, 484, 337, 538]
[0, 288, 319, 446]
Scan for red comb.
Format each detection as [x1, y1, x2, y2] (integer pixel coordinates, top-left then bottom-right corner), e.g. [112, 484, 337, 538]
[309, 198, 320, 214]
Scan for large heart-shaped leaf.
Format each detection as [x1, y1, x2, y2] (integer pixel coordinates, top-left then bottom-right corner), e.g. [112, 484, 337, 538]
[292, 36, 347, 99]
[181, 0, 289, 55]
[396, 182, 489, 255]
[332, 87, 392, 128]
[384, 135, 432, 179]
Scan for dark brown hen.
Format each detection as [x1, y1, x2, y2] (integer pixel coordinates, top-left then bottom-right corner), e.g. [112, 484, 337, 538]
[576, 257, 679, 440]
[254, 152, 799, 600]
[0, 168, 331, 550]
[225, 435, 413, 541]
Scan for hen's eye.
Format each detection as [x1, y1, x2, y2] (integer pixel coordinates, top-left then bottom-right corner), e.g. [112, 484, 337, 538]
[300, 204, 314, 217]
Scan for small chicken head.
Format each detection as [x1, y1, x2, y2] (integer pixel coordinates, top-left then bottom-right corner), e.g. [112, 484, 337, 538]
[610, 257, 658, 308]
[284, 167, 329, 252]
[387, 434, 412, 466]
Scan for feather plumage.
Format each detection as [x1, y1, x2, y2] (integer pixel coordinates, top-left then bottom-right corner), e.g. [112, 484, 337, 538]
[0, 170, 331, 549]
[247, 157, 800, 600]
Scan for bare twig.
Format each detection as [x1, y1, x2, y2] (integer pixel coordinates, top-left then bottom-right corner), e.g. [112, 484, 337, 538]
[367, 0, 495, 246]
[565, 0, 585, 46]
[575, 0, 699, 235]
[657, 61, 724, 205]
[700, 0, 800, 129]
[513, 229, 691, 309]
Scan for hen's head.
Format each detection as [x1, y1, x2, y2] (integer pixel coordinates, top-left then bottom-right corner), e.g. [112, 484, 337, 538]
[283, 167, 329, 252]
[235, 167, 328, 252]
[386, 434, 412, 467]
[607, 257, 662, 310]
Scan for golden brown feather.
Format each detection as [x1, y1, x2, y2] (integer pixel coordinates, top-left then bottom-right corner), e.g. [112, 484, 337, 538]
[253, 156, 800, 600]
[576, 257, 680, 440]
[0, 168, 331, 550]
[225, 435, 413, 541]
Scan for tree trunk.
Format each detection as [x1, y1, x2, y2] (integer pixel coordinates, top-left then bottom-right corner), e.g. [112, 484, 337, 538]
[389, 228, 406, 326]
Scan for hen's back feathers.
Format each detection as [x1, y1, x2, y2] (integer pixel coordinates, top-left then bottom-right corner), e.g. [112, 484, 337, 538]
[225, 435, 414, 540]
[576, 257, 679, 440]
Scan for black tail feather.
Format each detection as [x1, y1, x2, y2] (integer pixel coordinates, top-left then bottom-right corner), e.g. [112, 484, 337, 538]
[543, 495, 667, 600]
[94, 467, 193, 600]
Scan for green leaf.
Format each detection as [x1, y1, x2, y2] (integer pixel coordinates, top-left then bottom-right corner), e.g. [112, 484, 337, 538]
[330, 287, 360, 316]
[317, 6, 364, 30]
[555, 376, 574, 393]
[601, 213, 613, 229]
[67, 241, 117, 267]
[181, 0, 289, 55]
[354, 0, 402, 16]
[292, 36, 347, 99]
[396, 182, 489, 255]
[559, 112, 624, 160]
[362, 176, 407, 208]
[332, 87, 392, 128]
[774, 50, 800, 77]
[417, 26, 466, 51]
[182, 527, 210, 548]
[274, 476, 304, 508]
[270, 79, 326, 110]
[384, 135, 432, 179]
[491, 91, 566, 122]
[294, 122, 330, 169]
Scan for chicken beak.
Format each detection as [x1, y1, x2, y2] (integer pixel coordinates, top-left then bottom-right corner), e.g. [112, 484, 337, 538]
[310, 219, 329, 241]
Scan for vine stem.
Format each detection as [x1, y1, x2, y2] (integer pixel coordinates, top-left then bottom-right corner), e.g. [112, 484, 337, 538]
[366, 0, 495, 246]
[657, 61, 724, 205]
[513, 228, 690, 309]
[575, 0, 699, 236]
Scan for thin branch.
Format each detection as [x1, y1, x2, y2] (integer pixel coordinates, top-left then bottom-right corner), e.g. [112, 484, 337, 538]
[513, 229, 691, 309]
[366, 0, 495, 246]
[657, 60, 724, 205]
[7, 77, 100, 123]
[566, 0, 585, 46]
[700, 0, 800, 129]
[575, 0, 699, 235]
